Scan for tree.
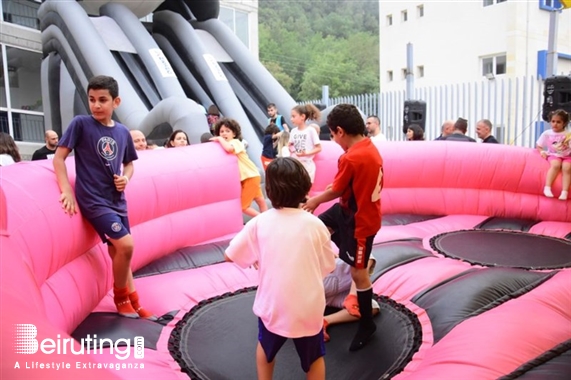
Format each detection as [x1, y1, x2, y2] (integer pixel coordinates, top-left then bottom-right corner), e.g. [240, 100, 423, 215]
[259, 0, 379, 101]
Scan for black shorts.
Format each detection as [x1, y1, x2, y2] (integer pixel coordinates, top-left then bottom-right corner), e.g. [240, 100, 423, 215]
[258, 319, 325, 373]
[318, 203, 375, 269]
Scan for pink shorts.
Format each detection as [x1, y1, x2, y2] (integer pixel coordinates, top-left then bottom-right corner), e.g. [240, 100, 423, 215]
[547, 156, 571, 163]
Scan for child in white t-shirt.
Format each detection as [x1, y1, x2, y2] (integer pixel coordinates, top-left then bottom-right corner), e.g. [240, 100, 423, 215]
[289, 104, 322, 182]
[536, 109, 571, 200]
[225, 157, 336, 379]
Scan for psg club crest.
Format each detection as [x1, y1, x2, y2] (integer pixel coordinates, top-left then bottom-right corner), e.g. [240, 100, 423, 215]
[98, 136, 118, 161]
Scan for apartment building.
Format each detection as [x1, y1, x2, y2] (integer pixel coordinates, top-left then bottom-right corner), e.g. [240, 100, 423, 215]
[380, 0, 571, 90]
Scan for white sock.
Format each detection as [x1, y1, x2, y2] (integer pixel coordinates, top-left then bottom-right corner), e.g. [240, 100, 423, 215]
[544, 186, 554, 198]
[559, 191, 568, 201]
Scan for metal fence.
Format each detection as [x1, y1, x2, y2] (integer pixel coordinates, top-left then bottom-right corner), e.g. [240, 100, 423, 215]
[302, 75, 549, 147]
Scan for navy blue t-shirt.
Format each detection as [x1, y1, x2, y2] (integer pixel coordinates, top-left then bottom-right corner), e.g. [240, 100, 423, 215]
[58, 115, 138, 219]
[261, 135, 277, 159]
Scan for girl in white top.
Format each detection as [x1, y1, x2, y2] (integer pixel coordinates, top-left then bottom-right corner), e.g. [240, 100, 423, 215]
[536, 109, 571, 200]
[288, 104, 322, 182]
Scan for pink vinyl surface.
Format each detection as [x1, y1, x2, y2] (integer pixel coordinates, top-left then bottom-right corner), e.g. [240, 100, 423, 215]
[1, 141, 570, 379]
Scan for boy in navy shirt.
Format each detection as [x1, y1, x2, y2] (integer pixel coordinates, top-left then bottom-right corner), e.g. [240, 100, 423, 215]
[53, 75, 155, 320]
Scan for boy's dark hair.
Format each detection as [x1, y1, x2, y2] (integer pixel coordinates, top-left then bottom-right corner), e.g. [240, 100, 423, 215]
[454, 118, 468, 134]
[264, 124, 280, 135]
[87, 75, 119, 99]
[267, 103, 277, 109]
[200, 132, 213, 143]
[327, 104, 365, 136]
[213, 117, 243, 140]
[265, 157, 311, 209]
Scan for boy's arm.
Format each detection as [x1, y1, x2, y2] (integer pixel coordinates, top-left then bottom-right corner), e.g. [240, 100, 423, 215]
[302, 187, 342, 213]
[282, 122, 290, 133]
[53, 147, 77, 215]
[114, 161, 134, 192]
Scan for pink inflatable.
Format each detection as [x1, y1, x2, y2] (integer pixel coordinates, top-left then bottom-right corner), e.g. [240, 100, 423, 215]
[1, 141, 570, 379]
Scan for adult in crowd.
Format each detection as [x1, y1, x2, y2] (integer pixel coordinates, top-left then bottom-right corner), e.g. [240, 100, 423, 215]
[366, 115, 387, 141]
[0, 132, 21, 166]
[267, 103, 289, 132]
[166, 130, 190, 148]
[434, 120, 455, 140]
[476, 119, 499, 143]
[32, 130, 59, 160]
[207, 105, 221, 135]
[405, 124, 425, 141]
[441, 118, 476, 142]
[130, 130, 148, 151]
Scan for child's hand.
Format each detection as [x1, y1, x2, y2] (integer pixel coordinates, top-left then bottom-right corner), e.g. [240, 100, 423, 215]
[540, 151, 548, 159]
[59, 191, 77, 215]
[114, 174, 129, 192]
[302, 197, 319, 213]
[209, 136, 222, 143]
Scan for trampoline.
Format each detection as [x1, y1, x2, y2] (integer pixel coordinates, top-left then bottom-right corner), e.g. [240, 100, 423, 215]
[430, 230, 571, 269]
[168, 288, 422, 380]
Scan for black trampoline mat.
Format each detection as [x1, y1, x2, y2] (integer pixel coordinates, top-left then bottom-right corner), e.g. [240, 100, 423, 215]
[430, 230, 571, 269]
[169, 289, 421, 380]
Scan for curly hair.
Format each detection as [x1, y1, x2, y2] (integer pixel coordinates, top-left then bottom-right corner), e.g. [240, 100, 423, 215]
[213, 117, 243, 140]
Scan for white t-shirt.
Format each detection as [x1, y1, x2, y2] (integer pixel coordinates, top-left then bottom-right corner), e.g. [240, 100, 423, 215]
[0, 154, 15, 166]
[370, 132, 387, 142]
[536, 129, 571, 157]
[289, 126, 320, 163]
[226, 208, 336, 338]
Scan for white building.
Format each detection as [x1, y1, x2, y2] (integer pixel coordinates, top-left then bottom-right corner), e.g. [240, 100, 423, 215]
[0, 0, 259, 154]
[380, 0, 571, 90]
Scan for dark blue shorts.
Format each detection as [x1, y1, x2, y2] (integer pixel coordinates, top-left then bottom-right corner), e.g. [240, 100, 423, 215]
[86, 213, 130, 244]
[258, 318, 325, 373]
[318, 203, 375, 269]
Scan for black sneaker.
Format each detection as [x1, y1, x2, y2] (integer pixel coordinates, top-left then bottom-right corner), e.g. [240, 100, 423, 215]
[349, 322, 377, 351]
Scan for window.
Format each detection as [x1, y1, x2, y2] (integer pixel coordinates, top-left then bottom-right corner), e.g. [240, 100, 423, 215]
[484, 0, 507, 6]
[417, 5, 424, 18]
[0, 44, 44, 142]
[1, 0, 41, 29]
[417, 65, 424, 78]
[401, 68, 408, 80]
[482, 54, 507, 76]
[401, 10, 408, 22]
[219, 6, 250, 48]
[539, 0, 561, 11]
[386, 14, 393, 26]
[387, 70, 393, 82]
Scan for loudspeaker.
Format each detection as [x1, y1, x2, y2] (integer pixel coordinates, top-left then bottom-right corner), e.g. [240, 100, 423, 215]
[542, 75, 571, 122]
[403, 100, 426, 134]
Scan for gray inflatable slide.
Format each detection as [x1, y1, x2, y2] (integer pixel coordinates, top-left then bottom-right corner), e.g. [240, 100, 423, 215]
[39, 0, 296, 166]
